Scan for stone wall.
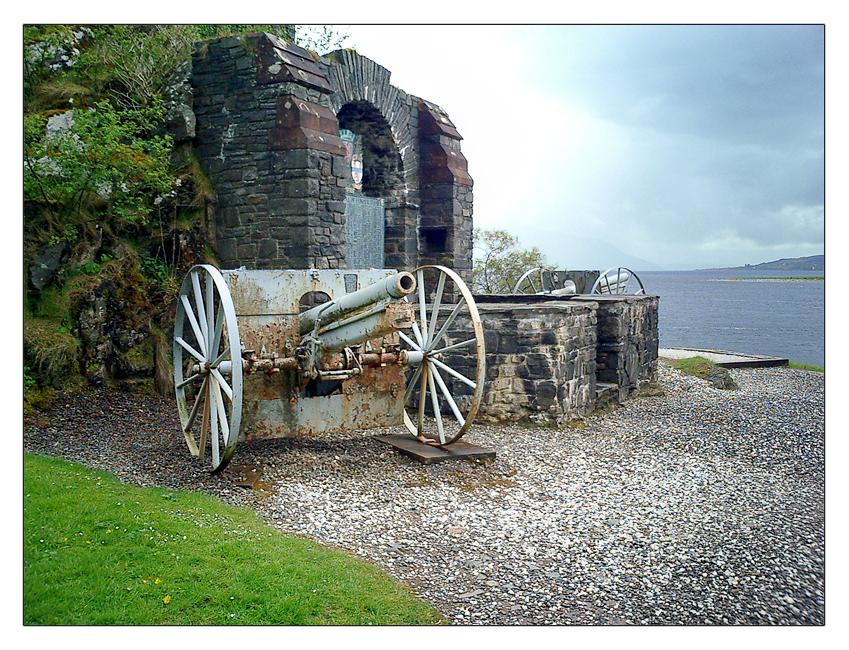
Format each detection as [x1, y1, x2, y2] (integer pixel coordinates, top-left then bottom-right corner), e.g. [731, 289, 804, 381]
[189, 33, 474, 276]
[443, 302, 598, 425]
[191, 35, 348, 270]
[574, 294, 660, 400]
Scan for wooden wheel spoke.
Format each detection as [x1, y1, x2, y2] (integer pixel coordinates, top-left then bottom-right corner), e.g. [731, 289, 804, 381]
[180, 295, 207, 357]
[427, 363, 445, 444]
[184, 376, 209, 433]
[417, 362, 429, 435]
[210, 345, 230, 369]
[429, 298, 466, 351]
[431, 338, 477, 355]
[405, 365, 423, 402]
[205, 271, 215, 357]
[416, 269, 428, 346]
[427, 272, 446, 345]
[210, 307, 225, 361]
[176, 372, 202, 389]
[210, 368, 233, 401]
[430, 357, 477, 390]
[212, 378, 231, 447]
[176, 336, 205, 364]
[411, 321, 425, 348]
[209, 378, 220, 468]
[399, 331, 423, 352]
[191, 270, 208, 344]
[431, 365, 465, 426]
[198, 385, 210, 461]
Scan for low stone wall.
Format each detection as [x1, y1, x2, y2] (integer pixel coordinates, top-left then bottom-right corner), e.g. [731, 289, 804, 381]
[443, 302, 597, 425]
[574, 294, 659, 400]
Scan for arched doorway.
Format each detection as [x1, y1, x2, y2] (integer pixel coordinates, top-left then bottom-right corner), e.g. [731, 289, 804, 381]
[337, 100, 406, 269]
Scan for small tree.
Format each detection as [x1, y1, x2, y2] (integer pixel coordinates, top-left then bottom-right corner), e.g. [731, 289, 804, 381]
[471, 229, 549, 294]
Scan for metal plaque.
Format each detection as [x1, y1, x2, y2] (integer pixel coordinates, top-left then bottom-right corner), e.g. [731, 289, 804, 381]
[345, 195, 385, 268]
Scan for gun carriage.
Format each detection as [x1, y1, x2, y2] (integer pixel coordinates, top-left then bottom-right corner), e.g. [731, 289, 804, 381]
[172, 265, 485, 472]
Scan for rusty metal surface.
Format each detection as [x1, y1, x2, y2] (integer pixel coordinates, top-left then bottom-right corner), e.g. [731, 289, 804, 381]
[241, 364, 405, 441]
[223, 268, 410, 442]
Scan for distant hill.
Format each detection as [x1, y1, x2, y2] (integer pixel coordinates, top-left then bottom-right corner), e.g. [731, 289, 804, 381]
[707, 255, 824, 272]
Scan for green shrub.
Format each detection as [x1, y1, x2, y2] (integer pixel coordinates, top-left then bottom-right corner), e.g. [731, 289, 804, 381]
[24, 365, 37, 391]
[80, 260, 100, 275]
[24, 99, 174, 226]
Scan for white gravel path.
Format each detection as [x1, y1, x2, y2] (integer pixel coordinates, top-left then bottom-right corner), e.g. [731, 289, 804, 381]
[24, 363, 824, 624]
[248, 364, 824, 624]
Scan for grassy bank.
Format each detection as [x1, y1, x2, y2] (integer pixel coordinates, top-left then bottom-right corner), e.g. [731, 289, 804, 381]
[24, 454, 442, 625]
[667, 355, 715, 379]
[788, 361, 824, 373]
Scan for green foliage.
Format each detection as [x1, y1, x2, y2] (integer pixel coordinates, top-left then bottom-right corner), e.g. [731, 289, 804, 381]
[472, 228, 550, 294]
[47, 223, 78, 246]
[192, 24, 294, 41]
[24, 25, 81, 103]
[78, 25, 195, 109]
[788, 361, 824, 373]
[24, 454, 443, 625]
[294, 25, 350, 53]
[24, 366, 37, 391]
[80, 260, 100, 275]
[24, 99, 174, 226]
[140, 252, 173, 289]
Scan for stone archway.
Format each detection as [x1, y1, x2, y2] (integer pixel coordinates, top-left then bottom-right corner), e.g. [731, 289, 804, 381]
[336, 100, 406, 269]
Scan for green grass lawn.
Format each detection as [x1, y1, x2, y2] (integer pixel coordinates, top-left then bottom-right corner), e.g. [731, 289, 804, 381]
[24, 453, 443, 625]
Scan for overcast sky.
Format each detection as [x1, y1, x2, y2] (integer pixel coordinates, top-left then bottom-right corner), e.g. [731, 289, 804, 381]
[335, 25, 823, 270]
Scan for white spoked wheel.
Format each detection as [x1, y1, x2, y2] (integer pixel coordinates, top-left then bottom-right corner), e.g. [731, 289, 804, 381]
[399, 265, 486, 446]
[513, 267, 546, 294]
[173, 264, 243, 473]
[591, 267, 646, 295]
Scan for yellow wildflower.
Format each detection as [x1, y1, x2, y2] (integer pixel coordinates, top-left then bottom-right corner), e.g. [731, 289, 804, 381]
[154, 578, 161, 585]
[163, 595, 172, 605]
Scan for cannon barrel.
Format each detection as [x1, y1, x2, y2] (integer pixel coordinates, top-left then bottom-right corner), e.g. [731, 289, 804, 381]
[298, 271, 416, 335]
[315, 301, 415, 351]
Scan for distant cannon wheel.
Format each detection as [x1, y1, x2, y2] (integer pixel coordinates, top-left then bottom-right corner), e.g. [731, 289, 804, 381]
[513, 267, 546, 294]
[591, 267, 646, 295]
[399, 265, 486, 446]
[173, 264, 243, 473]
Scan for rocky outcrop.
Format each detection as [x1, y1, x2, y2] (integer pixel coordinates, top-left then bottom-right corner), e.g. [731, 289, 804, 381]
[29, 241, 70, 290]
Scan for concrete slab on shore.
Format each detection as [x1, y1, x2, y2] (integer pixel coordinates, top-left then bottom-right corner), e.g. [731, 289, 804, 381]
[659, 347, 789, 368]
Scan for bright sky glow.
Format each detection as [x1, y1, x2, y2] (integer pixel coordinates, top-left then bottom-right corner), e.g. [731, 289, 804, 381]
[335, 25, 823, 270]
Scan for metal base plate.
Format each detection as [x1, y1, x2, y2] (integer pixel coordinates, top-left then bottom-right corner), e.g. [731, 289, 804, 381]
[374, 434, 496, 465]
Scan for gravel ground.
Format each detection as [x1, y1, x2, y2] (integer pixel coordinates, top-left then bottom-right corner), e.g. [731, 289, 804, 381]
[24, 363, 824, 625]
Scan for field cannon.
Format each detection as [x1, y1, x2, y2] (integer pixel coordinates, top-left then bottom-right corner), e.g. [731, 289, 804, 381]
[510, 266, 645, 296]
[513, 267, 577, 295]
[172, 265, 486, 472]
[590, 267, 645, 295]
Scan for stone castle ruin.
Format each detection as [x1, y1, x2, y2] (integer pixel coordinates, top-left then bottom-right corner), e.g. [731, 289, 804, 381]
[180, 33, 659, 426]
[189, 33, 472, 277]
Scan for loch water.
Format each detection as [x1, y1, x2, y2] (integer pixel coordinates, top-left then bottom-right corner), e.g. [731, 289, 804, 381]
[638, 269, 824, 367]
